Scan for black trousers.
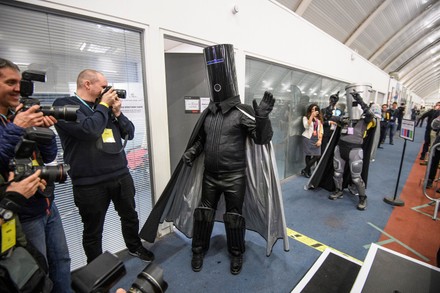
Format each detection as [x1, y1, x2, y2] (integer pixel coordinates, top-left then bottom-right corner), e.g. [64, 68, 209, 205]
[200, 171, 246, 214]
[73, 173, 141, 263]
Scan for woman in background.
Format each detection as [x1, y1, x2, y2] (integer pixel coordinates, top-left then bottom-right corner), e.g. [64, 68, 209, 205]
[301, 103, 323, 178]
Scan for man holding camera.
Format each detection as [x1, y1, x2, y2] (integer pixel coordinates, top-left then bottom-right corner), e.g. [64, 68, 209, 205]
[53, 69, 154, 264]
[1, 171, 54, 292]
[0, 58, 72, 292]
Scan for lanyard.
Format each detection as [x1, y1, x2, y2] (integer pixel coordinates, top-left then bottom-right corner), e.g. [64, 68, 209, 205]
[0, 113, 8, 126]
[74, 93, 95, 112]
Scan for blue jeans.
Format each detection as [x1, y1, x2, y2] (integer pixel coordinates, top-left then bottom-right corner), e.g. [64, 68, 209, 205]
[387, 121, 396, 143]
[20, 203, 72, 293]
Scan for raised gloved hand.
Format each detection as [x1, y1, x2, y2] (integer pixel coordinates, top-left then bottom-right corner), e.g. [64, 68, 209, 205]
[329, 91, 339, 106]
[350, 90, 368, 110]
[253, 91, 275, 118]
[350, 90, 363, 103]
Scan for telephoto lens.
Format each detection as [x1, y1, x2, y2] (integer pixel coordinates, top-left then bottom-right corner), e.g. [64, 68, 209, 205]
[129, 263, 168, 293]
[40, 105, 79, 121]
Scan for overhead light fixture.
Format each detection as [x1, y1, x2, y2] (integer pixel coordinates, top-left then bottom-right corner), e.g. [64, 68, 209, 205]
[87, 44, 111, 53]
[79, 42, 87, 51]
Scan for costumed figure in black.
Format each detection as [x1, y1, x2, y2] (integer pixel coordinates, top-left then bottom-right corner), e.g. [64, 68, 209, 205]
[328, 87, 376, 210]
[305, 84, 377, 211]
[321, 92, 341, 152]
[139, 44, 289, 275]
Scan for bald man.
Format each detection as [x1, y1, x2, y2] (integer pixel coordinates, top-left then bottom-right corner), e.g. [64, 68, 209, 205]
[53, 69, 154, 264]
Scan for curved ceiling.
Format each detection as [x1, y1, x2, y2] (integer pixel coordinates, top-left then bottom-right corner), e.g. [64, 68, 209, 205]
[275, 0, 440, 103]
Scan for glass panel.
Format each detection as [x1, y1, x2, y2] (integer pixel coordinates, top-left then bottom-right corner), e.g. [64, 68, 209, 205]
[245, 57, 348, 179]
[0, 4, 151, 269]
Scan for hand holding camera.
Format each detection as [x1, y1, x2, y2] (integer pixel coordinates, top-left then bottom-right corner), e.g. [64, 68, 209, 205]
[13, 104, 48, 128]
[9, 127, 70, 190]
[100, 86, 118, 107]
[6, 170, 46, 198]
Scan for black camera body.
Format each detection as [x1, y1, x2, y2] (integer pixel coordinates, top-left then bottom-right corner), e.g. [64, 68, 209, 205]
[101, 85, 126, 100]
[9, 127, 70, 190]
[19, 70, 79, 122]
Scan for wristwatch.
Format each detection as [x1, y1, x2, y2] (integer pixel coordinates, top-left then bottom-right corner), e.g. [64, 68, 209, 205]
[0, 207, 14, 221]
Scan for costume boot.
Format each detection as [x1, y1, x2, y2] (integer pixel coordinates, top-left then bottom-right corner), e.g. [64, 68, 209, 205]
[357, 195, 367, 211]
[191, 207, 215, 272]
[223, 212, 246, 275]
[329, 189, 343, 200]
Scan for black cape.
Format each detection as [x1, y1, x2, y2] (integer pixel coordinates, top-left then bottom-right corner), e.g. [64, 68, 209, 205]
[305, 121, 377, 191]
[140, 104, 289, 256]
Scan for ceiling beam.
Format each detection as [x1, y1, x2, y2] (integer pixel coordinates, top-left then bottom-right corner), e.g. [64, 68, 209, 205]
[411, 73, 440, 95]
[295, 0, 313, 16]
[368, 2, 439, 63]
[403, 61, 440, 87]
[344, 0, 392, 46]
[399, 51, 438, 82]
[393, 38, 440, 72]
[383, 31, 440, 73]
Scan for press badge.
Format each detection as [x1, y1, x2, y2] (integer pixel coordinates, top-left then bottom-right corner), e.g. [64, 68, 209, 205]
[101, 128, 116, 143]
[347, 127, 354, 135]
[1, 218, 16, 253]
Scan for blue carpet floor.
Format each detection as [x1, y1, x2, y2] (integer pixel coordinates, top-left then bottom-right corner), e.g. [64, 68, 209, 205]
[111, 127, 423, 293]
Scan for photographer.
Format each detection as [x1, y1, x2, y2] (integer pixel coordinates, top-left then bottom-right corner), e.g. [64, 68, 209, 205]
[0, 58, 72, 293]
[1, 171, 53, 292]
[53, 69, 154, 264]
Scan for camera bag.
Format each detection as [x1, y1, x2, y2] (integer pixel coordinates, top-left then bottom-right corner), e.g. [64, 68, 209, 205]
[0, 246, 52, 293]
[71, 251, 126, 293]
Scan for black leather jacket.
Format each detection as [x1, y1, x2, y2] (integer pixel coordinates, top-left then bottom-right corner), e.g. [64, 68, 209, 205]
[192, 96, 273, 174]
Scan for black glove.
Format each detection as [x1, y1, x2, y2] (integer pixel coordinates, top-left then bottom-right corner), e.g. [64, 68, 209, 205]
[182, 148, 196, 167]
[350, 90, 368, 110]
[329, 91, 339, 106]
[350, 91, 362, 103]
[182, 140, 203, 167]
[253, 91, 275, 118]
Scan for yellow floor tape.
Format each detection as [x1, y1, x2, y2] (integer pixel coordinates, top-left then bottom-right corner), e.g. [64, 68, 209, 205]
[286, 227, 362, 264]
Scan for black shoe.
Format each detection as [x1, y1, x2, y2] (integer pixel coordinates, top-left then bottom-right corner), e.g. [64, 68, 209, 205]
[230, 254, 243, 275]
[329, 190, 343, 200]
[378, 146, 384, 149]
[129, 246, 155, 262]
[301, 169, 311, 178]
[191, 252, 204, 272]
[390, 142, 394, 145]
